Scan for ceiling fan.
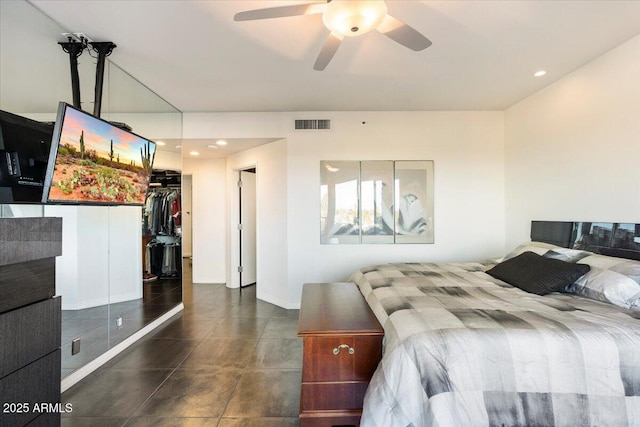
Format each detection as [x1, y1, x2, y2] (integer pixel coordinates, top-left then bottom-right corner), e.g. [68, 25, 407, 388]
[234, 0, 432, 71]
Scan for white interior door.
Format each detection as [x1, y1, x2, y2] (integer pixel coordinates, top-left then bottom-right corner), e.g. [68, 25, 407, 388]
[182, 175, 193, 257]
[240, 170, 257, 286]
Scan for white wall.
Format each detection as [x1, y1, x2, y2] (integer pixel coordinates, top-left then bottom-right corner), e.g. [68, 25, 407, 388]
[74, 207, 110, 309]
[153, 149, 182, 171]
[45, 205, 142, 310]
[23, 112, 182, 141]
[45, 206, 81, 307]
[184, 111, 505, 308]
[1, 205, 44, 217]
[183, 157, 226, 283]
[286, 112, 505, 306]
[103, 113, 182, 141]
[504, 34, 640, 249]
[107, 206, 144, 304]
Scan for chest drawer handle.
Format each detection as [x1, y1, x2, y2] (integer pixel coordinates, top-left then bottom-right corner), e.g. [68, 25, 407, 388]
[333, 344, 355, 355]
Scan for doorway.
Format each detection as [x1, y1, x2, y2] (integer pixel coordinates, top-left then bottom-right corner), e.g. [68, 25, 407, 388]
[238, 168, 257, 291]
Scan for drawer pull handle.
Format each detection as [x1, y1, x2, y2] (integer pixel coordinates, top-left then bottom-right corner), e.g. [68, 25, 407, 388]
[332, 344, 355, 355]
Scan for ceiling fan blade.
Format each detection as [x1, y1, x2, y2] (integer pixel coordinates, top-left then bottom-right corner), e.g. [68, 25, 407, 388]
[234, 3, 325, 21]
[314, 32, 343, 71]
[377, 15, 432, 51]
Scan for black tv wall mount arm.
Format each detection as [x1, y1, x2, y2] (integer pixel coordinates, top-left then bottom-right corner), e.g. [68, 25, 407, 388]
[58, 36, 116, 118]
[58, 40, 85, 109]
[90, 42, 117, 118]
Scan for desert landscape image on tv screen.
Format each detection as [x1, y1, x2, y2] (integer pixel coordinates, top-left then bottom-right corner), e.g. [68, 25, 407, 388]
[47, 107, 156, 204]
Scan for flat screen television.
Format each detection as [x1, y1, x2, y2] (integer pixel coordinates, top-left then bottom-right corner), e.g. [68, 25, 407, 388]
[0, 110, 54, 204]
[42, 102, 157, 205]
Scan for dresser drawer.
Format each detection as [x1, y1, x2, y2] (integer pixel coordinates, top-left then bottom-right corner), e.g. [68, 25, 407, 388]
[301, 381, 369, 411]
[302, 335, 382, 382]
[0, 349, 61, 427]
[0, 258, 56, 314]
[0, 297, 61, 379]
[299, 412, 361, 427]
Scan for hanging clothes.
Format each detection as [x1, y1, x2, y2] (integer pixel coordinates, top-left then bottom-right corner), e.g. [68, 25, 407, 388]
[144, 190, 181, 236]
[146, 239, 181, 278]
[144, 189, 182, 277]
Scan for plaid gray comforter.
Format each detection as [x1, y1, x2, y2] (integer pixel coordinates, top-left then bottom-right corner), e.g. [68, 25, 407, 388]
[351, 262, 640, 427]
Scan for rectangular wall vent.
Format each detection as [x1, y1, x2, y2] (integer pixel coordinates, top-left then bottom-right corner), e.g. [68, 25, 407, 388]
[294, 119, 331, 131]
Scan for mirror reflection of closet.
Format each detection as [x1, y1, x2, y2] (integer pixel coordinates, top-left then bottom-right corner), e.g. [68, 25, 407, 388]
[144, 169, 183, 304]
[0, 0, 183, 383]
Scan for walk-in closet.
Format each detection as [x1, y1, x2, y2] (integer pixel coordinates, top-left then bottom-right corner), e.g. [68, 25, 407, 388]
[143, 170, 182, 281]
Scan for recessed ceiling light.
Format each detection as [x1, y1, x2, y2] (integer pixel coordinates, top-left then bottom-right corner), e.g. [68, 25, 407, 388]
[189, 151, 200, 156]
[216, 140, 228, 146]
[207, 144, 219, 149]
[534, 70, 547, 77]
[175, 145, 182, 149]
[156, 140, 166, 146]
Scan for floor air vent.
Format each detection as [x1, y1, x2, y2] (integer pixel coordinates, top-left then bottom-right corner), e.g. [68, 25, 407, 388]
[294, 119, 331, 131]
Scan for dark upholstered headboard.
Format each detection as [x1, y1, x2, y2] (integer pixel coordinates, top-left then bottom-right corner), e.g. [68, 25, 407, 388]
[531, 221, 640, 261]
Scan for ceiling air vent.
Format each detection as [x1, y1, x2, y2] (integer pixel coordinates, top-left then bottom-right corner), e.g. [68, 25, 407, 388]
[294, 119, 331, 131]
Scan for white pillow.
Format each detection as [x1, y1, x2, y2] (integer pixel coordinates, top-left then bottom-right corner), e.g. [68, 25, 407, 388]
[566, 267, 640, 309]
[542, 248, 591, 263]
[501, 241, 562, 262]
[578, 254, 640, 285]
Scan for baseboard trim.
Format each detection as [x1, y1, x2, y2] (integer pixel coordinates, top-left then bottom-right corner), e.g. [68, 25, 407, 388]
[61, 303, 184, 393]
[257, 291, 299, 310]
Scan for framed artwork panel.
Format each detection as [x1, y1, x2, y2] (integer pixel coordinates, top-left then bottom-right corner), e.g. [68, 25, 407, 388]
[320, 160, 434, 244]
[361, 161, 394, 244]
[320, 161, 360, 244]
[394, 160, 434, 244]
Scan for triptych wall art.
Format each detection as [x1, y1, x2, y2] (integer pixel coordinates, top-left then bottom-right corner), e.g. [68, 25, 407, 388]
[320, 160, 434, 244]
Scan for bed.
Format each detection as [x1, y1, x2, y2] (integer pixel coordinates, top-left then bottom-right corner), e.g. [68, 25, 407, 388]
[351, 221, 640, 427]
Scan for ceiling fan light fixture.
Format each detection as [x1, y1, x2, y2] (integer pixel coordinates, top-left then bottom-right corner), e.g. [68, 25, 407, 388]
[322, 0, 387, 37]
[234, 0, 431, 71]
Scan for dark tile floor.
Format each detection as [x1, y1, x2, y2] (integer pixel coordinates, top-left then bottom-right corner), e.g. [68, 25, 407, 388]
[62, 275, 183, 378]
[61, 274, 302, 426]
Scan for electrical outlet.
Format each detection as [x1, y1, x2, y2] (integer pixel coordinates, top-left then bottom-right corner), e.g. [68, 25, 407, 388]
[115, 317, 123, 329]
[71, 338, 81, 355]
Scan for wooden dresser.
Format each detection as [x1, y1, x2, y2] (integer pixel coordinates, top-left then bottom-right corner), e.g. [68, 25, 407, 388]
[297, 283, 384, 427]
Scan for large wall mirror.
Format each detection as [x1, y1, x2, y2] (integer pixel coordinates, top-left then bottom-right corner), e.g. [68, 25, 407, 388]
[0, 0, 183, 381]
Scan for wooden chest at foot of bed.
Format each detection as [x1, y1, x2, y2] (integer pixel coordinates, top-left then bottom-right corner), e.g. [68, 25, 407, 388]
[298, 283, 384, 427]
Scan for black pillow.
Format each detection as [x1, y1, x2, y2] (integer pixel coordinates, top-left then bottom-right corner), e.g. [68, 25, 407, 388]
[487, 251, 590, 295]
